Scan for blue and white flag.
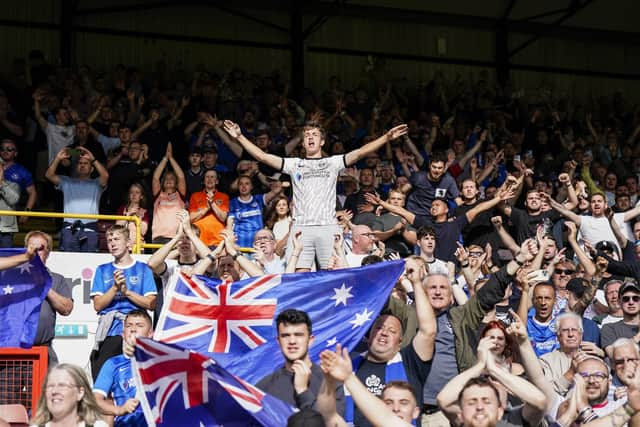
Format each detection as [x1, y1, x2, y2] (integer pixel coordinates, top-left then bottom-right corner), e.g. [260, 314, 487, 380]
[154, 260, 404, 383]
[0, 249, 51, 348]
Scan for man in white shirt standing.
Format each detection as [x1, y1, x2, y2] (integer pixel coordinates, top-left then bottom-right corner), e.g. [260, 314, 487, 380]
[222, 120, 407, 271]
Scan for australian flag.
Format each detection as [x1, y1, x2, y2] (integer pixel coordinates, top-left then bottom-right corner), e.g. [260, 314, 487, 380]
[132, 337, 295, 427]
[155, 260, 404, 383]
[0, 249, 51, 348]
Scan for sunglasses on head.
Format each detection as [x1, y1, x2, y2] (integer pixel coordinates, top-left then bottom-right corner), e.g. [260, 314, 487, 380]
[622, 295, 640, 303]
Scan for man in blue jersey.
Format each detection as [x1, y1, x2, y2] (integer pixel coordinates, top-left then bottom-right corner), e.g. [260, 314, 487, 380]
[226, 174, 283, 249]
[527, 282, 559, 357]
[94, 309, 152, 427]
[90, 224, 157, 379]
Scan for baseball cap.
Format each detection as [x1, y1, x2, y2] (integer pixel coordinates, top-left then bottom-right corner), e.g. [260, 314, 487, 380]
[619, 282, 640, 298]
[202, 144, 217, 154]
[596, 240, 617, 253]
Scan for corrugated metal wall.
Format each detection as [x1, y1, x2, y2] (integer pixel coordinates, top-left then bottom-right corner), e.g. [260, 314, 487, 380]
[1, 1, 640, 100]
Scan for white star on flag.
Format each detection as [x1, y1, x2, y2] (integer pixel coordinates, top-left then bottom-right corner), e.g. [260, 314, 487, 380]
[330, 283, 354, 307]
[3, 285, 13, 295]
[326, 337, 338, 347]
[18, 262, 33, 274]
[350, 308, 373, 329]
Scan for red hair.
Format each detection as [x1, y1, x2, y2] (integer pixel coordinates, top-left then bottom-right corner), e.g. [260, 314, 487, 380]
[481, 320, 515, 360]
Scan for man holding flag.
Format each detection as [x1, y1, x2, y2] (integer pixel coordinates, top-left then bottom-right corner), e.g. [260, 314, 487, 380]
[347, 255, 435, 427]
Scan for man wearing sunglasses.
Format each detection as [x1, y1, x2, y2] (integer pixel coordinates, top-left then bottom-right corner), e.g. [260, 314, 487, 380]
[601, 282, 640, 359]
[0, 139, 36, 247]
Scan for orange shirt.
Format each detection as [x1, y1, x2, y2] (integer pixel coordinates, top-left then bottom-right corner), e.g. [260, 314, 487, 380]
[188, 190, 229, 245]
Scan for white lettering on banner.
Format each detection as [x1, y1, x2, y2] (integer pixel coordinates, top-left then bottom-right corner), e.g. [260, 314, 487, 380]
[47, 252, 151, 367]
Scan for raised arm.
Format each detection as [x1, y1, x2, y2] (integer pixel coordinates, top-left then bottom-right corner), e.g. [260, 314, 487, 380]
[32, 91, 49, 130]
[486, 345, 546, 426]
[151, 155, 169, 198]
[223, 120, 282, 170]
[320, 345, 412, 427]
[131, 110, 157, 140]
[607, 208, 629, 248]
[221, 230, 264, 277]
[205, 115, 244, 158]
[165, 143, 187, 197]
[78, 146, 108, 187]
[456, 130, 486, 170]
[465, 186, 514, 223]
[506, 310, 556, 413]
[45, 148, 70, 186]
[147, 224, 183, 275]
[436, 339, 488, 422]
[344, 124, 408, 166]
[365, 192, 416, 225]
[491, 216, 520, 255]
[316, 372, 349, 427]
[557, 173, 579, 210]
[409, 262, 436, 361]
[564, 221, 596, 276]
[541, 192, 582, 226]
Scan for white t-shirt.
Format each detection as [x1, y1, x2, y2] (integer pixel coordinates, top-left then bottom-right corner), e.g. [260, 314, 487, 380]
[272, 217, 292, 241]
[282, 155, 345, 226]
[579, 215, 619, 253]
[345, 252, 367, 268]
[613, 212, 635, 244]
[46, 123, 75, 164]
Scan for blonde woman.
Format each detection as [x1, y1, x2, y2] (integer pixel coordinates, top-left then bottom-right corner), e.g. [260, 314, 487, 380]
[31, 364, 107, 427]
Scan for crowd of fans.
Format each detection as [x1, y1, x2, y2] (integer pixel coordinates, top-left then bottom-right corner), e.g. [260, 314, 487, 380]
[3, 48, 640, 426]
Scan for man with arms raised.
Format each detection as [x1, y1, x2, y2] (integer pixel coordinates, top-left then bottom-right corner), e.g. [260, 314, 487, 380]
[222, 119, 407, 271]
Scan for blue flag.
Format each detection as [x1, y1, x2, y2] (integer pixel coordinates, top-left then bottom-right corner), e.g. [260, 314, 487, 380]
[154, 260, 404, 383]
[0, 249, 51, 348]
[132, 337, 295, 427]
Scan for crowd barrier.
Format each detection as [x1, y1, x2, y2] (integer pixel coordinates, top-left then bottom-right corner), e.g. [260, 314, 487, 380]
[0, 346, 48, 414]
[0, 210, 144, 253]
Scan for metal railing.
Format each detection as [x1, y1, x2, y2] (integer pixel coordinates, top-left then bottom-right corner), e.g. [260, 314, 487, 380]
[0, 210, 144, 253]
[0, 210, 256, 254]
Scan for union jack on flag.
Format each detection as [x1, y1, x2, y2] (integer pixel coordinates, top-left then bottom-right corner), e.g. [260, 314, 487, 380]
[155, 273, 280, 354]
[132, 337, 295, 427]
[155, 260, 405, 384]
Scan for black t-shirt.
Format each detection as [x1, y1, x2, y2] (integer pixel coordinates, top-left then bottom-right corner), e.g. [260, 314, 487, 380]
[414, 215, 469, 262]
[354, 344, 431, 427]
[453, 201, 498, 246]
[509, 207, 561, 245]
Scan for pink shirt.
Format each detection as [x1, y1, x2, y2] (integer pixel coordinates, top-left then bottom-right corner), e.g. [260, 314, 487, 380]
[152, 191, 185, 240]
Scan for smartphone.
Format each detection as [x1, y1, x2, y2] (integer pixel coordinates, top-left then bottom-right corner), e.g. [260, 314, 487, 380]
[495, 305, 512, 326]
[513, 154, 521, 162]
[529, 269, 550, 284]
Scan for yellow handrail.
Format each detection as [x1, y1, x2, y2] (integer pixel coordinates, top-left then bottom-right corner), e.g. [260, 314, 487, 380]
[0, 210, 143, 254]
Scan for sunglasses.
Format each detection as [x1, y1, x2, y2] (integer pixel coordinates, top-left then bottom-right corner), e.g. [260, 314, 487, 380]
[469, 251, 484, 257]
[0, 147, 16, 152]
[554, 269, 575, 275]
[622, 295, 640, 303]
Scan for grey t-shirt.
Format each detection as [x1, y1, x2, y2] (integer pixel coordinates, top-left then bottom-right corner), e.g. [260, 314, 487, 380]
[423, 310, 458, 405]
[601, 320, 639, 349]
[34, 271, 72, 345]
